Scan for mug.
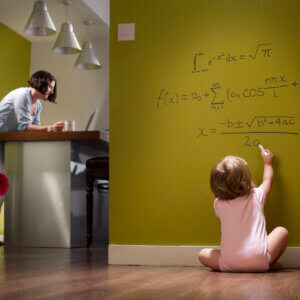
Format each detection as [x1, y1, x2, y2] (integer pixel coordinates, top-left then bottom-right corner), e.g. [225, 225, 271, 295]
[64, 120, 75, 131]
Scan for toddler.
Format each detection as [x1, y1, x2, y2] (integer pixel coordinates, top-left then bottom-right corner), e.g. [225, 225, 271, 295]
[198, 150, 288, 272]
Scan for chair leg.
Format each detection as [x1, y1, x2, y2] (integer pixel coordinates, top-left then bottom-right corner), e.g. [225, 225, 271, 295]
[86, 178, 94, 248]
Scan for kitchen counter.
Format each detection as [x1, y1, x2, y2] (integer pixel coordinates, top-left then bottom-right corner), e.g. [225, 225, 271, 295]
[0, 131, 109, 247]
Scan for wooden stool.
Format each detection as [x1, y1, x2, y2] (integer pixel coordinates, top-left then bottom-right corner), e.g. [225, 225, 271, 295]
[86, 157, 109, 247]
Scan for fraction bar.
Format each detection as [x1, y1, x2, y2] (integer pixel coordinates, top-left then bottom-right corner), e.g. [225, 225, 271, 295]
[220, 131, 298, 135]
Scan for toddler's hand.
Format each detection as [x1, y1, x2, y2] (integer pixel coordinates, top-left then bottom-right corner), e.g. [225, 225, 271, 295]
[262, 149, 273, 165]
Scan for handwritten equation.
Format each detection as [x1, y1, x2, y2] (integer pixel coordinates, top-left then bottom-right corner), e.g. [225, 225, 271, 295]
[192, 43, 272, 73]
[197, 115, 298, 146]
[156, 75, 298, 110]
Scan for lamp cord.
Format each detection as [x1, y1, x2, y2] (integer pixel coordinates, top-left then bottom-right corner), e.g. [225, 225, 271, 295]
[86, 25, 90, 41]
[66, 5, 69, 22]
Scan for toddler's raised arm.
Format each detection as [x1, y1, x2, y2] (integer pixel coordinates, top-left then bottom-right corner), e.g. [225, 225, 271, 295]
[259, 149, 274, 198]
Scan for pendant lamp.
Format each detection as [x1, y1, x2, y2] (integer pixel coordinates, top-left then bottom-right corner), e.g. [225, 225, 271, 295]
[24, 0, 56, 36]
[75, 21, 101, 70]
[52, 0, 81, 54]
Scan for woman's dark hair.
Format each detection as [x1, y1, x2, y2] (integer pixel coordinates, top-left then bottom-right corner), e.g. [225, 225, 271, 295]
[28, 70, 57, 103]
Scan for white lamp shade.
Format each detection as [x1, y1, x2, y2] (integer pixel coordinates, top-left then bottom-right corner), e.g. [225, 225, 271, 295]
[52, 22, 81, 54]
[75, 41, 101, 70]
[24, 0, 56, 36]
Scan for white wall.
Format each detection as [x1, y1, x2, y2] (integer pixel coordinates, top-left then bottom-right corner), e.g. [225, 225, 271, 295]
[83, 0, 110, 26]
[30, 39, 109, 131]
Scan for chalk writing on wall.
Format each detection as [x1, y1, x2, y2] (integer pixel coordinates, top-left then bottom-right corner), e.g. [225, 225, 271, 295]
[156, 75, 298, 110]
[192, 43, 272, 73]
[197, 115, 298, 146]
[154, 42, 298, 147]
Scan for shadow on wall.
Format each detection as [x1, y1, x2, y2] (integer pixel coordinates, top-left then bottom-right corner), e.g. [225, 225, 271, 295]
[96, 89, 109, 130]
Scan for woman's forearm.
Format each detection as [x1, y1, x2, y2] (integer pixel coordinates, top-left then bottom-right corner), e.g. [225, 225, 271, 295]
[24, 121, 64, 132]
[23, 124, 49, 132]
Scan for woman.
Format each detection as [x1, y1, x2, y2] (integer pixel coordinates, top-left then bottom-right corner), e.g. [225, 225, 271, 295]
[0, 70, 64, 133]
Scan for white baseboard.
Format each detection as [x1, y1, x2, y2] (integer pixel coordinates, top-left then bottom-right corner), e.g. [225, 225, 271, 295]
[109, 245, 300, 268]
[0, 235, 3, 242]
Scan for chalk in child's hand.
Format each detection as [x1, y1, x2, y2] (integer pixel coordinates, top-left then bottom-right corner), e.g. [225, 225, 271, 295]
[258, 144, 269, 157]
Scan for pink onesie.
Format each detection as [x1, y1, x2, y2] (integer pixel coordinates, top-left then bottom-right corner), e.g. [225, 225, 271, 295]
[214, 187, 270, 272]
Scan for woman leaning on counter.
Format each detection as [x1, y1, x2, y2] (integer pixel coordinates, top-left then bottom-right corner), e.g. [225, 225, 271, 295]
[0, 70, 64, 133]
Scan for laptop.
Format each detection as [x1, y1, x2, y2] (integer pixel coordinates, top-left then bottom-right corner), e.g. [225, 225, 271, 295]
[85, 108, 99, 131]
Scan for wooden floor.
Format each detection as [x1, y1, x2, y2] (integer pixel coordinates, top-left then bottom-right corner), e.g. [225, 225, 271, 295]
[0, 246, 299, 300]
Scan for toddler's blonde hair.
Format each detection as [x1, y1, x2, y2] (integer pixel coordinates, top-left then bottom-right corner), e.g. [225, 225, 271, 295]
[210, 156, 255, 200]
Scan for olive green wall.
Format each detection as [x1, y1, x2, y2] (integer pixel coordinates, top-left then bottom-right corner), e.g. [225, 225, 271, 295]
[110, 0, 300, 246]
[0, 23, 31, 235]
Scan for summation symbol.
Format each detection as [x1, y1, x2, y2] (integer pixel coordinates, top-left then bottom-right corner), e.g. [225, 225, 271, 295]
[211, 83, 223, 107]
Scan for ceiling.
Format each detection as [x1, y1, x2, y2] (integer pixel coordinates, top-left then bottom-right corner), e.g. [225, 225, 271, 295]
[0, 0, 109, 43]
